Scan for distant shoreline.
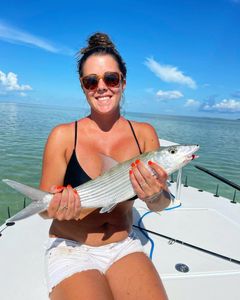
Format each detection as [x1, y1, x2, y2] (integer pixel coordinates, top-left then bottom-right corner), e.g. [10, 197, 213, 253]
[0, 101, 239, 121]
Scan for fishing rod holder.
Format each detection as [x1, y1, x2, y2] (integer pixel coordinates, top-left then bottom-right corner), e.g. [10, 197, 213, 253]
[214, 184, 219, 197]
[231, 190, 237, 204]
[7, 206, 11, 219]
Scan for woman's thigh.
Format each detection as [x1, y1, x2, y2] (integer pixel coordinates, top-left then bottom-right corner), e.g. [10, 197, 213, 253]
[50, 270, 114, 300]
[106, 252, 168, 300]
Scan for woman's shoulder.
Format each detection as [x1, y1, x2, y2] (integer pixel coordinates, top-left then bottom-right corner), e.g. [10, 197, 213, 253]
[46, 121, 78, 150]
[49, 121, 75, 139]
[128, 120, 157, 137]
[128, 119, 160, 151]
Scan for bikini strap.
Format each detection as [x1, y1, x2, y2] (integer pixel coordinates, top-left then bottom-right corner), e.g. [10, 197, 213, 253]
[74, 121, 78, 149]
[127, 120, 142, 154]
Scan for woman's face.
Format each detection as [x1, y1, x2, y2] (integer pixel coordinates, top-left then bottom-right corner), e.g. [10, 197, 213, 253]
[81, 54, 126, 115]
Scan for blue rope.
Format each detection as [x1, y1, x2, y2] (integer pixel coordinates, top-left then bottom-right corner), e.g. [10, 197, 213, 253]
[164, 203, 182, 210]
[137, 196, 181, 260]
[137, 211, 155, 260]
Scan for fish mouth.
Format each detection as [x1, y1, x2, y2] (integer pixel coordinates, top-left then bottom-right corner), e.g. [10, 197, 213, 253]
[185, 154, 199, 163]
[185, 145, 200, 162]
[191, 154, 199, 160]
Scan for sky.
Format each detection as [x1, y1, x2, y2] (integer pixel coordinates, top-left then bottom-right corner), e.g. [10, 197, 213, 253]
[0, 0, 240, 119]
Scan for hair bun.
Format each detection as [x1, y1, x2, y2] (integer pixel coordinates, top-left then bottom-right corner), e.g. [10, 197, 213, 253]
[81, 32, 115, 54]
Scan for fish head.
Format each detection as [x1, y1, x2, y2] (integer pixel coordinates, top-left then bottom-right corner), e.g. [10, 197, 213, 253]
[153, 144, 199, 175]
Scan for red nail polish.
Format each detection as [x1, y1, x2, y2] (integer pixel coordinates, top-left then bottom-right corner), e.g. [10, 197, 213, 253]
[131, 162, 136, 167]
[135, 159, 140, 164]
[73, 189, 78, 195]
[56, 185, 64, 191]
[148, 161, 153, 165]
[129, 170, 133, 175]
[67, 184, 72, 188]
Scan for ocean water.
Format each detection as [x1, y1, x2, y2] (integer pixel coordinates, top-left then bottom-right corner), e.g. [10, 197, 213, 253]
[0, 102, 239, 225]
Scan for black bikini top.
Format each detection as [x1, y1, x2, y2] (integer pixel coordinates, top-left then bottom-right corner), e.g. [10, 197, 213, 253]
[63, 120, 142, 191]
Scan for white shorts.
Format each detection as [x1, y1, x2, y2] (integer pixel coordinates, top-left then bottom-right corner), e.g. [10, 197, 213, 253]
[45, 231, 144, 293]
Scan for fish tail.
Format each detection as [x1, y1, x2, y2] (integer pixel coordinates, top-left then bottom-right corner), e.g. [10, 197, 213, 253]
[2, 179, 50, 222]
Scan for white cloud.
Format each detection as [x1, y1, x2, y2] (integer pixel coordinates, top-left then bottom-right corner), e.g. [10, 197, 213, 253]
[0, 21, 74, 55]
[156, 90, 183, 100]
[145, 57, 197, 89]
[0, 70, 32, 94]
[184, 99, 200, 107]
[202, 99, 240, 113]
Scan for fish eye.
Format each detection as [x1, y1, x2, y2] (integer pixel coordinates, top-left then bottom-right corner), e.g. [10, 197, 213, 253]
[168, 147, 177, 154]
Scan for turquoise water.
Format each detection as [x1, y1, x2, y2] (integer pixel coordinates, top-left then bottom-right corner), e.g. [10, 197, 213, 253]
[0, 102, 239, 225]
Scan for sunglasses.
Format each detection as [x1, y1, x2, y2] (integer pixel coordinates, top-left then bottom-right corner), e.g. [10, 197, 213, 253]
[81, 72, 123, 91]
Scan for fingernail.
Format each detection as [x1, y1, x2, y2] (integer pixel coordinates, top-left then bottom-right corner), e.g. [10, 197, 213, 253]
[56, 185, 64, 191]
[148, 161, 153, 165]
[73, 189, 78, 195]
[67, 184, 72, 188]
[129, 170, 133, 175]
[135, 159, 140, 164]
[131, 162, 136, 167]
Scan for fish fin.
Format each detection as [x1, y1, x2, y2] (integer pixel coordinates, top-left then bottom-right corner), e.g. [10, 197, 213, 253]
[7, 201, 47, 222]
[2, 179, 50, 221]
[2, 179, 48, 202]
[99, 204, 118, 213]
[99, 154, 118, 175]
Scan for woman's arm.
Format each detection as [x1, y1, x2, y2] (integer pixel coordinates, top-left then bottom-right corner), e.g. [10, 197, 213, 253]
[39, 124, 81, 220]
[40, 125, 69, 191]
[129, 122, 171, 211]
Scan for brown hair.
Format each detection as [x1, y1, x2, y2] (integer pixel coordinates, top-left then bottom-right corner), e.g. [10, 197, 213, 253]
[77, 32, 127, 78]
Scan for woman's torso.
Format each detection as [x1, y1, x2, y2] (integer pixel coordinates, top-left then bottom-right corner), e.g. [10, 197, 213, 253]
[49, 117, 143, 246]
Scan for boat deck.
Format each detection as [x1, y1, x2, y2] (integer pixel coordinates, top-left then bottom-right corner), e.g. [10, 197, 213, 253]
[134, 182, 240, 300]
[1, 139, 239, 299]
[0, 181, 239, 300]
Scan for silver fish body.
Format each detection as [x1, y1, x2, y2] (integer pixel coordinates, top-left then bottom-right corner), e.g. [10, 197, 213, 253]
[3, 144, 199, 222]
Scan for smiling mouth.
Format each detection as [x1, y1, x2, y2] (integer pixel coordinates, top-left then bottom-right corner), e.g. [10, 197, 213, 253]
[96, 96, 112, 101]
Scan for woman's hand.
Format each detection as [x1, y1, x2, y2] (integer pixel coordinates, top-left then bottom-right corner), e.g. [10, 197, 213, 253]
[47, 185, 81, 221]
[129, 160, 171, 211]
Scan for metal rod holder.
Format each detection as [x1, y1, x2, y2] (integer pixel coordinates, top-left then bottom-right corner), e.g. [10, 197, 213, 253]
[214, 184, 219, 197]
[231, 190, 237, 204]
[7, 206, 11, 218]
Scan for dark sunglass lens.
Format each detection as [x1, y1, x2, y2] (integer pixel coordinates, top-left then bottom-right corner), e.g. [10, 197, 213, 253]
[83, 76, 98, 90]
[104, 73, 120, 87]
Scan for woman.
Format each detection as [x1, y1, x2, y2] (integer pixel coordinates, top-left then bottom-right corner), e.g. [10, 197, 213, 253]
[40, 32, 170, 300]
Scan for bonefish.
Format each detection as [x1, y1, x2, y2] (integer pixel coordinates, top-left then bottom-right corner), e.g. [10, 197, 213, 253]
[3, 144, 199, 222]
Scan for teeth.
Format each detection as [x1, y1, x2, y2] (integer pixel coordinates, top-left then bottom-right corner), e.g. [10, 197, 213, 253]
[97, 96, 111, 101]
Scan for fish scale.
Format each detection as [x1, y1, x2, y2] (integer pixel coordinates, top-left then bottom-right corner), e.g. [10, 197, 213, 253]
[76, 152, 152, 198]
[2, 144, 199, 221]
